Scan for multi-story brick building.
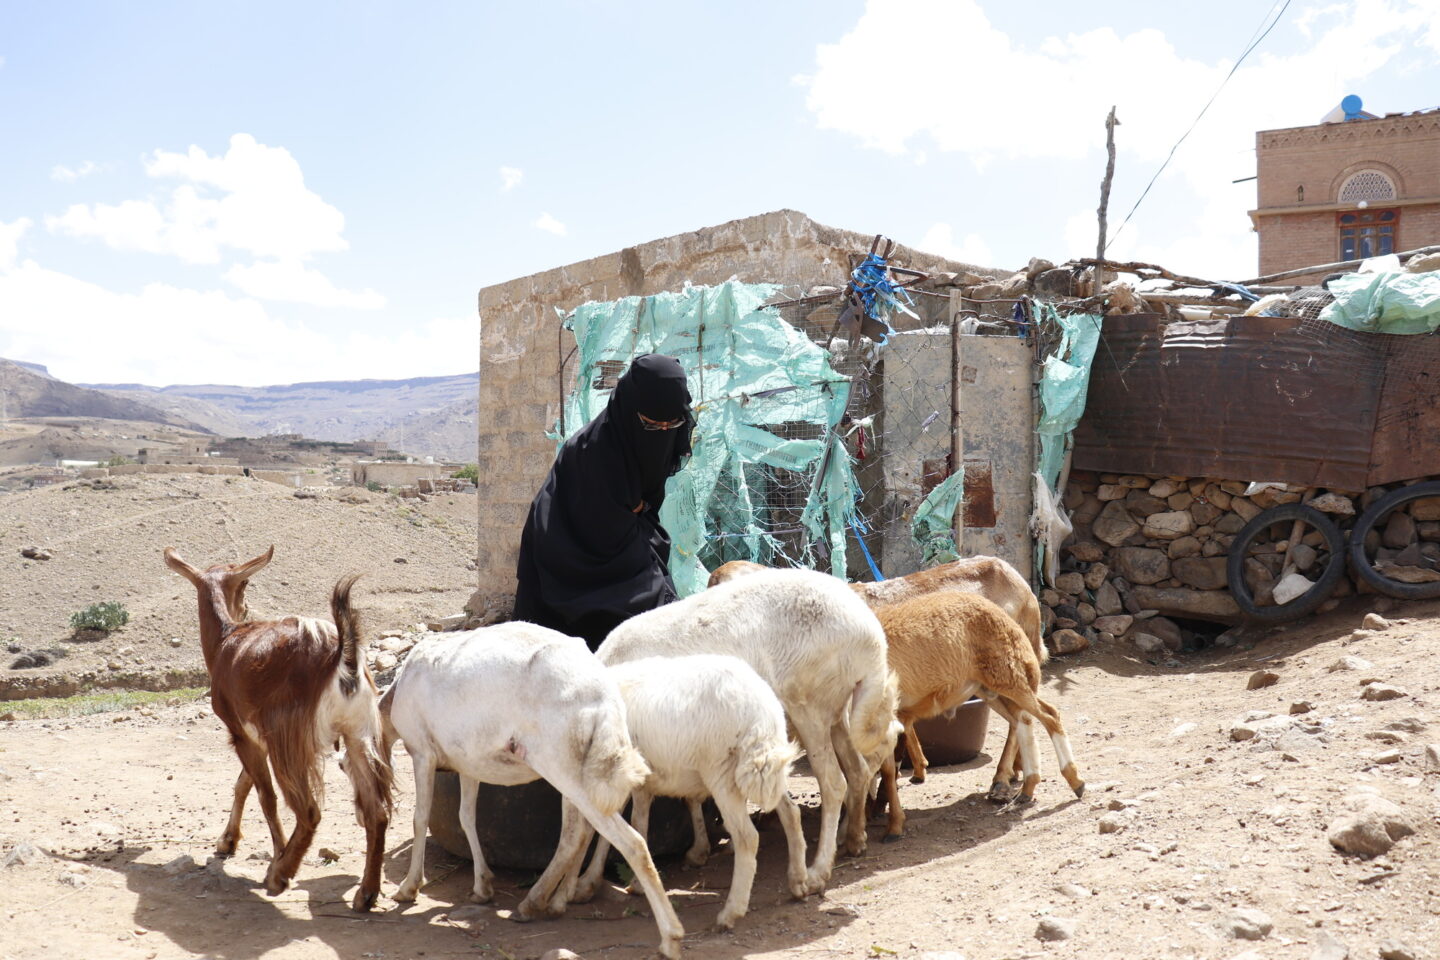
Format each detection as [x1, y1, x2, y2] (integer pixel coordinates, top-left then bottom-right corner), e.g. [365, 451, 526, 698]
[1250, 100, 1440, 282]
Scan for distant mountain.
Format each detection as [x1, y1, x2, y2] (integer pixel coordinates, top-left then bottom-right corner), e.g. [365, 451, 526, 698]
[14, 360, 54, 378]
[0, 358, 207, 430]
[90, 372, 479, 460]
[376, 393, 479, 462]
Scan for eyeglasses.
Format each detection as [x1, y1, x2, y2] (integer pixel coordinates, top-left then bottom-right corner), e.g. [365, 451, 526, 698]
[637, 412, 686, 431]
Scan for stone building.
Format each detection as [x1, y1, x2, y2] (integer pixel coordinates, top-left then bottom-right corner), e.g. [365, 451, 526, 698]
[470, 209, 996, 617]
[1250, 100, 1440, 281]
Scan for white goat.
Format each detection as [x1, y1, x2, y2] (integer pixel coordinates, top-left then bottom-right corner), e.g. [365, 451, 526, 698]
[380, 622, 685, 959]
[559, 568, 898, 896]
[551, 655, 805, 931]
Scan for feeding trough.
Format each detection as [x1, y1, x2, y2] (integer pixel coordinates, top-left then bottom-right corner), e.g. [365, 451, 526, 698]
[908, 696, 990, 768]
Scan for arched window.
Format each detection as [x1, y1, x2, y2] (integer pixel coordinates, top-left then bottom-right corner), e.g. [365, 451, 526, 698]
[1338, 169, 1397, 203]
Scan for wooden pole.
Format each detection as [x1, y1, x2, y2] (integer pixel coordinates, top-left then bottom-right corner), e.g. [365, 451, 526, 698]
[1096, 106, 1118, 294]
[951, 307, 965, 555]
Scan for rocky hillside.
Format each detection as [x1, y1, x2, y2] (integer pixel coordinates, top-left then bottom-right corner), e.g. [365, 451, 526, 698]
[0, 359, 206, 432]
[91, 372, 479, 460]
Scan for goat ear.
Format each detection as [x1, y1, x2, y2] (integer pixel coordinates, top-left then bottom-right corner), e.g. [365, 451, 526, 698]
[163, 547, 204, 586]
[234, 545, 275, 581]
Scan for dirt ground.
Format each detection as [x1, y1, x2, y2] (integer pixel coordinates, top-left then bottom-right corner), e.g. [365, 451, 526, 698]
[0, 474, 479, 699]
[2, 596, 1437, 960]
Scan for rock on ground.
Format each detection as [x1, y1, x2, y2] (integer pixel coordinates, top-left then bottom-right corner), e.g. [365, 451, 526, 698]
[1326, 792, 1418, 857]
[1035, 916, 1076, 941]
[1214, 906, 1273, 940]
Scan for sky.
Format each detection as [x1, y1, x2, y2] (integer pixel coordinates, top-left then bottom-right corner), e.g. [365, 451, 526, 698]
[1, 0, 1437, 386]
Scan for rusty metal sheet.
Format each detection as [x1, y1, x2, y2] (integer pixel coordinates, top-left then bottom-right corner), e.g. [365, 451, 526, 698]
[963, 459, 996, 528]
[1369, 332, 1440, 485]
[1072, 314, 1385, 490]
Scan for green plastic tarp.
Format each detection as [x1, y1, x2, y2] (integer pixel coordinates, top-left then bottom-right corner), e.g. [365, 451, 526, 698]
[557, 281, 858, 597]
[1321, 270, 1440, 334]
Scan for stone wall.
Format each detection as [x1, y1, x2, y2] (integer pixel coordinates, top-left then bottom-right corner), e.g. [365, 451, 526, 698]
[1045, 469, 1439, 657]
[352, 461, 454, 488]
[472, 209, 1004, 615]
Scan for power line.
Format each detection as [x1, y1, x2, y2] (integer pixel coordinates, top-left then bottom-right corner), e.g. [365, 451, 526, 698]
[1106, 0, 1293, 252]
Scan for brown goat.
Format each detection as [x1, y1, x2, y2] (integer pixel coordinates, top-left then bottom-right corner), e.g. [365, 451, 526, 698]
[873, 591, 1084, 838]
[163, 546, 393, 910]
[707, 557, 1043, 790]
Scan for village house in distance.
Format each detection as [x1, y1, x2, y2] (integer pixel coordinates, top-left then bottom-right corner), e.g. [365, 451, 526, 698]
[1251, 96, 1440, 281]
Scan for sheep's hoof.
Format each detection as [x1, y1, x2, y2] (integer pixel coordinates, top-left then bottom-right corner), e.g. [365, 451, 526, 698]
[351, 887, 378, 912]
[215, 834, 239, 857]
[908, 773, 926, 785]
[393, 883, 419, 903]
[1072, 782, 1086, 799]
[264, 871, 290, 897]
[986, 783, 1014, 804]
[659, 936, 683, 960]
[881, 831, 903, 844]
[513, 898, 562, 922]
[468, 886, 493, 904]
[571, 881, 599, 905]
[843, 835, 867, 857]
[788, 877, 810, 900]
[684, 847, 710, 868]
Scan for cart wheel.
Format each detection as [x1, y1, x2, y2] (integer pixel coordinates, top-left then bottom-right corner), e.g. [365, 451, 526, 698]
[1348, 481, 1440, 600]
[1226, 503, 1346, 623]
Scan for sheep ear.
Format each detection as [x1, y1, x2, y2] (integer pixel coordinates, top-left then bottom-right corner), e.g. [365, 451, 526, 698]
[233, 545, 275, 581]
[163, 547, 204, 587]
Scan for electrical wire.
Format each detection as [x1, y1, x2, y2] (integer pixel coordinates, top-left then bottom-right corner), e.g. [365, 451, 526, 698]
[1106, 0, 1293, 250]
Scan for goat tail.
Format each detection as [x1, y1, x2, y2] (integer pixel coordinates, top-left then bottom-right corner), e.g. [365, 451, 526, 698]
[344, 732, 396, 821]
[330, 573, 364, 695]
[579, 708, 651, 816]
[733, 735, 801, 812]
[848, 666, 902, 760]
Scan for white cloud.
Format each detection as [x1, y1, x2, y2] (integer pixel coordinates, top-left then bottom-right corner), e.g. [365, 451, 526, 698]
[534, 212, 567, 236]
[223, 259, 386, 309]
[0, 217, 32, 272]
[51, 161, 100, 182]
[917, 223, 996, 268]
[805, 0, 1435, 278]
[499, 166, 524, 191]
[0, 259, 467, 385]
[47, 133, 347, 264]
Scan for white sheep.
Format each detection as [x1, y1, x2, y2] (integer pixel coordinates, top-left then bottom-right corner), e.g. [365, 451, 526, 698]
[710, 555, 1045, 794]
[380, 622, 685, 959]
[566, 567, 899, 895]
[546, 654, 805, 931]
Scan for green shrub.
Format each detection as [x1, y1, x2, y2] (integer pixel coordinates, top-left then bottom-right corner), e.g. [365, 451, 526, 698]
[453, 463, 479, 482]
[365, 480, 383, 492]
[70, 601, 130, 634]
[105, 455, 133, 467]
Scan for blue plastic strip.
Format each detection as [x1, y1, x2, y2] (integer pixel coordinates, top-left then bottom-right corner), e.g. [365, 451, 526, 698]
[849, 514, 885, 581]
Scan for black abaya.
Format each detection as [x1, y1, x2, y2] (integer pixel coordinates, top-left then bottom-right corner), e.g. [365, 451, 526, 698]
[513, 354, 693, 649]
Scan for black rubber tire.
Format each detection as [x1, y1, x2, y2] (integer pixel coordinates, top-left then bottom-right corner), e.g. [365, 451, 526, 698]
[1226, 503, 1347, 623]
[1349, 480, 1440, 600]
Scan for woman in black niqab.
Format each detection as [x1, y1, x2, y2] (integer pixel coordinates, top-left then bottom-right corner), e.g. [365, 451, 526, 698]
[513, 354, 694, 650]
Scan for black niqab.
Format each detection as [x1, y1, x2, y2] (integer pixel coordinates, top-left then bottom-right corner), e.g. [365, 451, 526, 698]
[513, 354, 694, 649]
